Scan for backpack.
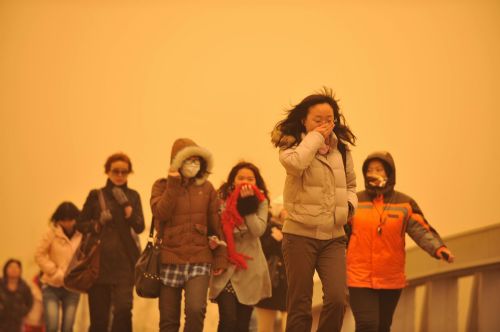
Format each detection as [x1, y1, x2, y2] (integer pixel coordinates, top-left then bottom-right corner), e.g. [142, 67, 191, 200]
[338, 142, 352, 244]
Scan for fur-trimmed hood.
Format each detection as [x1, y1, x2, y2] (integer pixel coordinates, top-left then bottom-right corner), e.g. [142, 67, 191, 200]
[169, 138, 214, 185]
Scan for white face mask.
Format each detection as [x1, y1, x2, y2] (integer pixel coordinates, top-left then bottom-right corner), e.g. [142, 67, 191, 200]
[367, 174, 387, 187]
[180, 160, 201, 178]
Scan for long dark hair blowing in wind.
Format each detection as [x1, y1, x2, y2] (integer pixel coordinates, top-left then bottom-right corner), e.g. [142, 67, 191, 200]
[271, 87, 356, 149]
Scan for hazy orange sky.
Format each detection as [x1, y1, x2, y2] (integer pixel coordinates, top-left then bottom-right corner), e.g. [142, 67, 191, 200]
[1, 0, 499, 278]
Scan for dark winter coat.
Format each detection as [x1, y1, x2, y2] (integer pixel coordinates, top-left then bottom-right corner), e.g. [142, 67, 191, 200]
[0, 278, 33, 332]
[77, 179, 145, 283]
[255, 219, 288, 311]
[150, 138, 227, 269]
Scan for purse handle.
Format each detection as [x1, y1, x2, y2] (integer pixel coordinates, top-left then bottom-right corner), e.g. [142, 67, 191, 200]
[92, 189, 109, 237]
[149, 217, 165, 245]
[97, 189, 108, 212]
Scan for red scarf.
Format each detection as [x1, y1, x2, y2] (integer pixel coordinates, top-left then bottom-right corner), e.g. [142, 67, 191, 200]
[221, 184, 266, 270]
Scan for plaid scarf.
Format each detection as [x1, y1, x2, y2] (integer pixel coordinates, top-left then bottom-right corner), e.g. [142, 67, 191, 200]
[221, 184, 266, 270]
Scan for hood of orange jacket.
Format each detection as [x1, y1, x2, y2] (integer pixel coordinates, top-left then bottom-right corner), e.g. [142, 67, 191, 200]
[362, 151, 396, 196]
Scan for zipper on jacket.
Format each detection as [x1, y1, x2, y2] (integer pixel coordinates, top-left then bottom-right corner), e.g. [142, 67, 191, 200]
[187, 186, 192, 227]
[401, 214, 408, 237]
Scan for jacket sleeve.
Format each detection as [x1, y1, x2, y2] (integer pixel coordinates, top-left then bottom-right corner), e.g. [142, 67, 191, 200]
[34, 228, 59, 276]
[279, 131, 324, 176]
[244, 199, 269, 238]
[128, 191, 145, 234]
[345, 150, 358, 211]
[150, 177, 183, 228]
[207, 186, 228, 270]
[405, 199, 445, 258]
[76, 190, 99, 234]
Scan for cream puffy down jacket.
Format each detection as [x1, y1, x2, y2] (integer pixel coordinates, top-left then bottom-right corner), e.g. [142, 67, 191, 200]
[279, 131, 357, 240]
[35, 225, 82, 287]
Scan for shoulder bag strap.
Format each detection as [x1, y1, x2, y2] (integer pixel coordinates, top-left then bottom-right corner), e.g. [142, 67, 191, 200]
[97, 189, 108, 213]
[150, 217, 165, 246]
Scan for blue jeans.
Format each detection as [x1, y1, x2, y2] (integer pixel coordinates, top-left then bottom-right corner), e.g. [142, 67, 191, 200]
[42, 285, 80, 332]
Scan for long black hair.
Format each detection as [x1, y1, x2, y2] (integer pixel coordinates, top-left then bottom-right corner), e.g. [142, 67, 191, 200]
[50, 202, 80, 224]
[271, 87, 356, 148]
[218, 161, 270, 201]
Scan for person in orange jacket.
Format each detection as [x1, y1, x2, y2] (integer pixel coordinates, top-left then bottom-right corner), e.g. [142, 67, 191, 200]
[346, 151, 454, 332]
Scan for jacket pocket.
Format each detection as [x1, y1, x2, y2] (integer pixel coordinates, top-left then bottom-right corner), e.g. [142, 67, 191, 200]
[193, 224, 208, 246]
[293, 202, 324, 219]
[164, 224, 186, 248]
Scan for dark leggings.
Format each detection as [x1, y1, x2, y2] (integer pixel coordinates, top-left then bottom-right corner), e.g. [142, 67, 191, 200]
[349, 287, 402, 332]
[216, 290, 254, 332]
[88, 281, 134, 332]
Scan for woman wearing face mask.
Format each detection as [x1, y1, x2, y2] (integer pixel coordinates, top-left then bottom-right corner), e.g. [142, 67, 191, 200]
[346, 151, 454, 332]
[35, 202, 82, 332]
[77, 152, 145, 332]
[151, 138, 228, 332]
[209, 162, 272, 332]
[271, 88, 357, 332]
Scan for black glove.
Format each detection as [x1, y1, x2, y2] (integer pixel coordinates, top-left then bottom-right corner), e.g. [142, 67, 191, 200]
[237, 196, 260, 216]
[99, 209, 113, 225]
[112, 187, 131, 207]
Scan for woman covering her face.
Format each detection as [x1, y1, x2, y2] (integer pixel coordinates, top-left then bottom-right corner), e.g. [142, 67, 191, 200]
[150, 138, 228, 332]
[271, 88, 358, 332]
[209, 161, 272, 332]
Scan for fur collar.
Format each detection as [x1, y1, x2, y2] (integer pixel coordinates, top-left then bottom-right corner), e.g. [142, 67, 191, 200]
[170, 138, 214, 185]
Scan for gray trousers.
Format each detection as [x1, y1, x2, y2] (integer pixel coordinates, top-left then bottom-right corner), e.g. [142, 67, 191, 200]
[158, 275, 210, 332]
[282, 233, 347, 332]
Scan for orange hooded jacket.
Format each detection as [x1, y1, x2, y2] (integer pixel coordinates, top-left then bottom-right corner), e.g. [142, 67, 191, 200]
[346, 151, 445, 289]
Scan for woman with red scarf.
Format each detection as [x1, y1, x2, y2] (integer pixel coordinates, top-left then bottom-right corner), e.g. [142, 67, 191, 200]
[209, 162, 272, 332]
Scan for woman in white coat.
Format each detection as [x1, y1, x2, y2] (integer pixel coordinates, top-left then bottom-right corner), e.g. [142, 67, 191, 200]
[35, 202, 82, 332]
[271, 88, 358, 332]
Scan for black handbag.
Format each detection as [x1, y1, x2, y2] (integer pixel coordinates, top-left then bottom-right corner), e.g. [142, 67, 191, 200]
[267, 255, 283, 288]
[135, 217, 163, 298]
[64, 190, 107, 293]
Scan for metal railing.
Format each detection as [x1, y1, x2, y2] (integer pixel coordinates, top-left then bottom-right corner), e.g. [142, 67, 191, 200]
[311, 223, 500, 332]
[393, 223, 500, 332]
